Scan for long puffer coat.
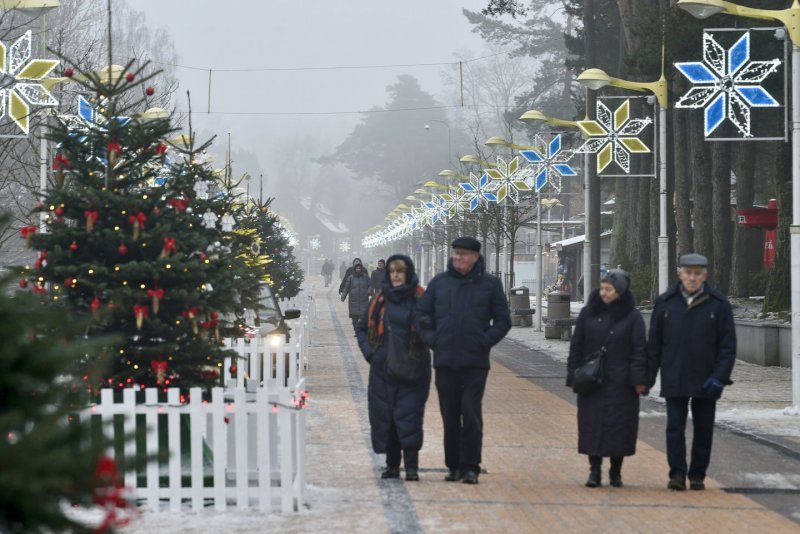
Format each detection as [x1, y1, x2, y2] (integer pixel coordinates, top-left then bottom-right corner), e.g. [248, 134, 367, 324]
[342, 268, 371, 319]
[567, 289, 647, 457]
[355, 254, 431, 453]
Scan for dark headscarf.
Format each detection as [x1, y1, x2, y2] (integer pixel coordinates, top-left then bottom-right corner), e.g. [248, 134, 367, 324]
[381, 254, 420, 302]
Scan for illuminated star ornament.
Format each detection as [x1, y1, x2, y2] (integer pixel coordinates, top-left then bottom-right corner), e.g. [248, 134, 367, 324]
[0, 30, 59, 134]
[309, 237, 320, 250]
[577, 99, 652, 174]
[338, 240, 350, 253]
[520, 135, 577, 193]
[459, 172, 499, 211]
[674, 31, 780, 138]
[485, 156, 530, 203]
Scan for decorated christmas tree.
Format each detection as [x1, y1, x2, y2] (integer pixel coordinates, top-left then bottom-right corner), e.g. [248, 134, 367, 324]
[20, 61, 253, 390]
[0, 267, 130, 533]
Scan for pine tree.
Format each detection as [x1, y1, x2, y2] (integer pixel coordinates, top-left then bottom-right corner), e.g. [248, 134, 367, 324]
[21, 61, 248, 390]
[0, 268, 121, 533]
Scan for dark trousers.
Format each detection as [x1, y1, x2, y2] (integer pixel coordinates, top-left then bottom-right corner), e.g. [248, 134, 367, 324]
[385, 421, 418, 470]
[665, 396, 717, 481]
[435, 367, 489, 473]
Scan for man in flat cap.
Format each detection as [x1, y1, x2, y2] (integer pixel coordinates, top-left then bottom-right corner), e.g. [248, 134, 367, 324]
[415, 236, 511, 484]
[646, 253, 736, 491]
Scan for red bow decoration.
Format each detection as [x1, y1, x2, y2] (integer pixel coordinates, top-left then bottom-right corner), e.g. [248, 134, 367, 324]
[160, 236, 177, 258]
[107, 142, 122, 167]
[19, 225, 37, 248]
[84, 210, 99, 233]
[92, 456, 132, 533]
[34, 250, 47, 270]
[200, 311, 220, 340]
[91, 296, 101, 319]
[155, 142, 168, 164]
[168, 196, 189, 212]
[151, 360, 168, 384]
[128, 212, 147, 240]
[133, 304, 149, 331]
[147, 288, 164, 315]
[32, 282, 47, 295]
[182, 306, 200, 334]
[54, 153, 70, 170]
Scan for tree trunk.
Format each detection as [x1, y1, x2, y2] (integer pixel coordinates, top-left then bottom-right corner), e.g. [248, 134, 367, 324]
[691, 114, 714, 268]
[730, 142, 758, 297]
[711, 142, 732, 293]
[673, 106, 693, 257]
[764, 143, 791, 312]
[610, 177, 631, 268]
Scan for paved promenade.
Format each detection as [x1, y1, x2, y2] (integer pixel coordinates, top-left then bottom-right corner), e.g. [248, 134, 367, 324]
[279, 282, 800, 533]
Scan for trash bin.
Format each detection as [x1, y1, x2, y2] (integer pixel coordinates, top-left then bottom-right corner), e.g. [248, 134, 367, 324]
[547, 291, 570, 320]
[509, 286, 533, 327]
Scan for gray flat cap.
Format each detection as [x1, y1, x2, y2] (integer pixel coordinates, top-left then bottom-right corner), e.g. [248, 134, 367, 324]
[679, 253, 708, 267]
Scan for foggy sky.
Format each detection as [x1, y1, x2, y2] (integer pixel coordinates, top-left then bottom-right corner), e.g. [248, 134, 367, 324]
[133, 1, 490, 185]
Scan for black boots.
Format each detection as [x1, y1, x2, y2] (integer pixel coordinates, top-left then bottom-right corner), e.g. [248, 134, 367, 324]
[381, 466, 400, 479]
[586, 455, 602, 487]
[404, 449, 419, 481]
[609, 457, 623, 488]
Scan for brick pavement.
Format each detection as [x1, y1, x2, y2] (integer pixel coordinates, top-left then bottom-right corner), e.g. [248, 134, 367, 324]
[283, 283, 800, 533]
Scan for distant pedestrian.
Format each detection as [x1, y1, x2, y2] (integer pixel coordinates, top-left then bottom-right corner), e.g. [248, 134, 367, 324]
[341, 262, 370, 331]
[339, 258, 362, 296]
[567, 269, 647, 488]
[647, 253, 736, 491]
[415, 236, 511, 484]
[369, 259, 386, 298]
[339, 260, 347, 280]
[356, 255, 430, 481]
[321, 259, 334, 287]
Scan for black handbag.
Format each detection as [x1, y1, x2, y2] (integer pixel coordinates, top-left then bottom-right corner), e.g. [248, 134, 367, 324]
[385, 320, 430, 383]
[571, 327, 613, 396]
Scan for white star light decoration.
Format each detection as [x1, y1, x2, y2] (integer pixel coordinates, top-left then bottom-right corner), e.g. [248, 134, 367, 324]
[520, 135, 577, 193]
[485, 156, 531, 203]
[675, 31, 780, 138]
[577, 99, 652, 174]
[339, 240, 350, 253]
[0, 30, 59, 134]
[309, 237, 320, 250]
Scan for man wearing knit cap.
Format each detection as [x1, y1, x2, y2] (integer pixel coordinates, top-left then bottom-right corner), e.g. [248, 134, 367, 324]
[646, 253, 736, 491]
[415, 236, 511, 484]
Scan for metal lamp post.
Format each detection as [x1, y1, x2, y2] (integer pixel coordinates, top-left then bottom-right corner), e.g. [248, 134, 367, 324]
[576, 66, 669, 295]
[676, 0, 800, 410]
[519, 110, 591, 304]
[425, 119, 452, 165]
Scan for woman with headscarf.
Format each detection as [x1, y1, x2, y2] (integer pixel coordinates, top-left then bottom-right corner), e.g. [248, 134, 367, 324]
[356, 254, 431, 481]
[566, 269, 647, 488]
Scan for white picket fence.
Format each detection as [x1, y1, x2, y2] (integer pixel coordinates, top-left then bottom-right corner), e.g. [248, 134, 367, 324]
[84, 382, 306, 512]
[83, 288, 314, 513]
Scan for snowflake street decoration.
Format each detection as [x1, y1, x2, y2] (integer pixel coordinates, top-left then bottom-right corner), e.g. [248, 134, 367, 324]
[485, 156, 531, 203]
[425, 195, 450, 225]
[577, 99, 652, 174]
[675, 31, 780, 138]
[441, 185, 470, 218]
[459, 172, 499, 211]
[309, 237, 320, 250]
[58, 95, 131, 139]
[338, 240, 350, 253]
[520, 135, 577, 193]
[0, 30, 59, 134]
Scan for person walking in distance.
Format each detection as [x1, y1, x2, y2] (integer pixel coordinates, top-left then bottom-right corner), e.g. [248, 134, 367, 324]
[339, 258, 363, 296]
[369, 259, 386, 298]
[647, 254, 736, 491]
[341, 262, 371, 331]
[567, 269, 647, 488]
[415, 237, 511, 484]
[356, 255, 430, 481]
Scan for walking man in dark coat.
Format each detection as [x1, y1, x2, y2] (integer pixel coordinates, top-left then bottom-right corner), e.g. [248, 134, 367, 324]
[647, 253, 737, 491]
[369, 259, 386, 298]
[415, 237, 511, 484]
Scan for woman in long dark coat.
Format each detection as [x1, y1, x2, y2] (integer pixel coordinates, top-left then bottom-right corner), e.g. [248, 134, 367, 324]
[356, 254, 431, 481]
[567, 269, 647, 488]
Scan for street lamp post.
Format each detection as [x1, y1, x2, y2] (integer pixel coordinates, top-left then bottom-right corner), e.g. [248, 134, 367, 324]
[519, 110, 592, 304]
[425, 119, 452, 164]
[576, 66, 669, 295]
[676, 0, 800, 411]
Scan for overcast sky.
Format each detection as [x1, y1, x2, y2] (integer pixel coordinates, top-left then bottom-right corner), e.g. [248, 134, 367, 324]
[134, 0, 491, 171]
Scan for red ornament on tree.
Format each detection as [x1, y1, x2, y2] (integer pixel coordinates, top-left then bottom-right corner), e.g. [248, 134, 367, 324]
[145, 86, 154, 96]
[19, 279, 28, 289]
[69, 241, 78, 251]
[118, 243, 128, 255]
[125, 72, 135, 82]
[229, 364, 238, 377]
[64, 277, 74, 287]
[91, 297, 101, 319]
[64, 67, 73, 78]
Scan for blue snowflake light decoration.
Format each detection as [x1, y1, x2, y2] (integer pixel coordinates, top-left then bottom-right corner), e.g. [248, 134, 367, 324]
[459, 172, 499, 211]
[520, 134, 577, 193]
[675, 31, 781, 138]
